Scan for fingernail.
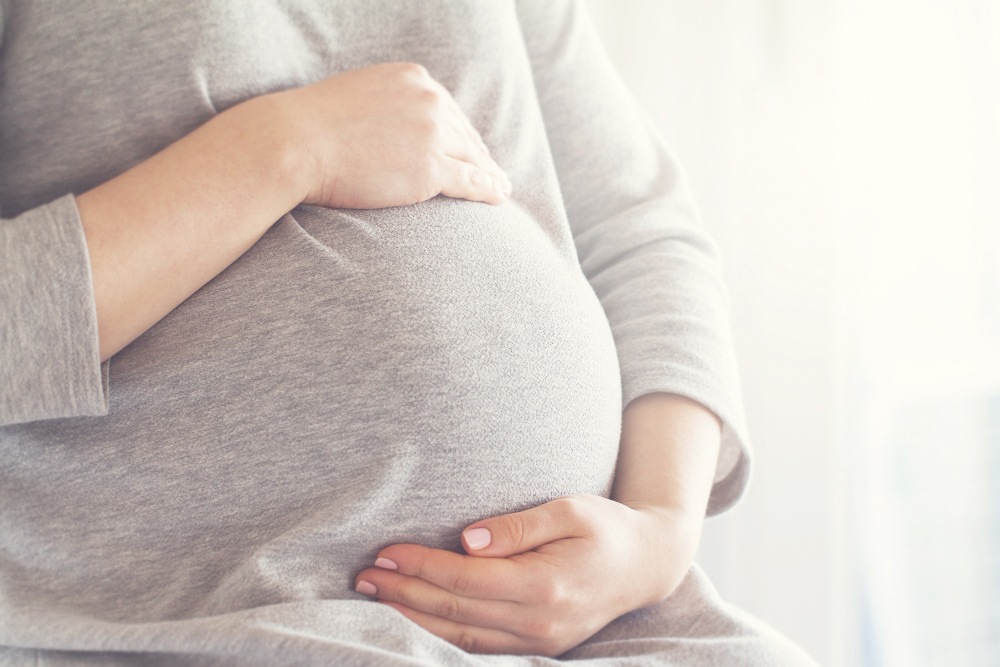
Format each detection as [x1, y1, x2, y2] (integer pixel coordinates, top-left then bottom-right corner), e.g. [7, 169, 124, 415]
[356, 580, 378, 596]
[501, 180, 512, 198]
[464, 527, 492, 550]
[374, 557, 398, 570]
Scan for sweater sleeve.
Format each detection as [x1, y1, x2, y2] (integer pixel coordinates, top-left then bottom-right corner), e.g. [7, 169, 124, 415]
[0, 194, 109, 426]
[515, 0, 750, 515]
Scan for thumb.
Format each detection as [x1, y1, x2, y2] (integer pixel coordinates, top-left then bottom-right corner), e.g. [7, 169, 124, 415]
[461, 495, 587, 558]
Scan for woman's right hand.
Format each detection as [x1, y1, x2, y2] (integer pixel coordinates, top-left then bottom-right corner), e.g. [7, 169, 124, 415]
[80, 62, 506, 361]
[269, 62, 511, 209]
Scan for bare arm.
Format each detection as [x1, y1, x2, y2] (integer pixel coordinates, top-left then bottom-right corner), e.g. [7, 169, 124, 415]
[608, 392, 722, 606]
[78, 97, 303, 361]
[77, 63, 511, 361]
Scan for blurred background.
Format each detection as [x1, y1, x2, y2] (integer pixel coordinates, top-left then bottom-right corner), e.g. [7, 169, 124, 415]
[583, 0, 1000, 665]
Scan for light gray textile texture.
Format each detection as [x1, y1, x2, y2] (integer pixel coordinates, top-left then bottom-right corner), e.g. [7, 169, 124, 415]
[0, 0, 808, 664]
[0, 566, 818, 666]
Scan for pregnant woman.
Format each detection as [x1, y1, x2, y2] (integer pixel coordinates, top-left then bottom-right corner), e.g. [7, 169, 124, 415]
[0, 1, 815, 665]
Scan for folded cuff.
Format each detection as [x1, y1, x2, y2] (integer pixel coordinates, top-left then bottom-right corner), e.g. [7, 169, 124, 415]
[623, 372, 751, 517]
[0, 194, 108, 426]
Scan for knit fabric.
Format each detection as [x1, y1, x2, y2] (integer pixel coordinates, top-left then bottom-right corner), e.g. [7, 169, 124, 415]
[0, 2, 800, 664]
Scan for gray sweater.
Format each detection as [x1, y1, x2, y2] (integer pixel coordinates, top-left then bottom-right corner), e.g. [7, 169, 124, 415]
[0, 1, 754, 664]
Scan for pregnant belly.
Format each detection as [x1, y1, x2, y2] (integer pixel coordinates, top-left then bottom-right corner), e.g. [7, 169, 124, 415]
[0, 197, 622, 622]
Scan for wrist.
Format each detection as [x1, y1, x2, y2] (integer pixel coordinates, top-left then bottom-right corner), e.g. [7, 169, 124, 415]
[612, 392, 721, 517]
[230, 91, 315, 208]
[627, 503, 703, 604]
[624, 501, 705, 544]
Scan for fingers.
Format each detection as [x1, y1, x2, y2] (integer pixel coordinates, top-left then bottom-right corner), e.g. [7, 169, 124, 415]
[353, 543, 573, 654]
[448, 138, 510, 198]
[449, 107, 495, 169]
[379, 601, 534, 655]
[354, 496, 633, 656]
[354, 566, 521, 631]
[428, 77, 493, 157]
[439, 116, 510, 200]
[430, 81, 511, 204]
[438, 157, 510, 206]
[299, 61, 513, 209]
[439, 120, 507, 187]
[371, 543, 535, 600]
[461, 495, 593, 558]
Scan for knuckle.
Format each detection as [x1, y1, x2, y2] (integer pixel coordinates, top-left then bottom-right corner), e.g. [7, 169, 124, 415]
[533, 579, 566, 606]
[413, 115, 439, 137]
[411, 119, 443, 150]
[448, 568, 476, 596]
[499, 513, 527, 550]
[453, 628, 478, 653]
[415, 86, 441, 106]
[412, 550, 437, 582]
[554, 495, 588, 526]
[389, 578, 413, 604]
[437, 595, 462, 622]
[464, 166, 483, 188]
[397, 62, 429, 79]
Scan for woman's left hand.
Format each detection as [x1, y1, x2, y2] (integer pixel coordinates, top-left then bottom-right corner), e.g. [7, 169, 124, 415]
[353, 494, 702, 656]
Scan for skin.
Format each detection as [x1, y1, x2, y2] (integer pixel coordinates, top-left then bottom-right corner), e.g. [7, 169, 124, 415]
[73, 62, 721, 656]
[354, 392, 721, 656]
[78, 63, 510, 362]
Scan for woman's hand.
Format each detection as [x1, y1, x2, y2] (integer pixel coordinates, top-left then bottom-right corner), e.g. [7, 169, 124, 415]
[353, 494, 702, 656]
[352, 393, 720, 656]
[80, 61, 510, 360]
[269, 62, 511, 209]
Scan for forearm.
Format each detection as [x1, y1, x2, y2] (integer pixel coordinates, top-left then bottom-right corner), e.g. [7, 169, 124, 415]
[613, 392, 721, 513]
[611, 392, 721, 601]
[77, 95, 306, 362]
[77, 64, 508, 363]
